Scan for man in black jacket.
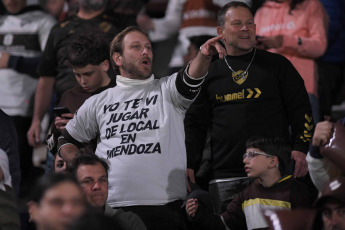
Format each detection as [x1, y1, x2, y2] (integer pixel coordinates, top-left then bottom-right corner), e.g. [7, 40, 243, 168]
[185, 1, 313, 213]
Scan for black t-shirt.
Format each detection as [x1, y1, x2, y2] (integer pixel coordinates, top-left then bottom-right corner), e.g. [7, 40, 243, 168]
[37, 13, 119, 99]
[185, 49, 313, 178]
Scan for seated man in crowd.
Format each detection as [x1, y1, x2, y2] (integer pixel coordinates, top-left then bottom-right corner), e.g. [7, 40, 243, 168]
[186, 136, 311, 230]
[315, 177, 345, 230]
[69, 152, 147, 230]
[28, 173, 86, 230]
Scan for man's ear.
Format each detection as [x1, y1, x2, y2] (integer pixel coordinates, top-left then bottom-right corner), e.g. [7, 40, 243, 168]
[269, 156, 279, 169]
[101, 60, 109, 72]
[27, 201, 39, 223]
[112, 52, 122, 67]
[217, 26, 224, 36]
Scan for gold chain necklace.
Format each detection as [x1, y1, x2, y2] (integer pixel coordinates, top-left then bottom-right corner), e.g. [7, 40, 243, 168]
[224, 48, 256, 79]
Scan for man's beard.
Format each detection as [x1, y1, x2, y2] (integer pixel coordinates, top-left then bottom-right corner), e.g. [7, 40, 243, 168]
[121, 57, 152, 80]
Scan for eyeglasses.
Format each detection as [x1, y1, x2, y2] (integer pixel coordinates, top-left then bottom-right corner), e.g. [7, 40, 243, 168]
[322, 207, 345, 220]
[243, 151, 273, 160]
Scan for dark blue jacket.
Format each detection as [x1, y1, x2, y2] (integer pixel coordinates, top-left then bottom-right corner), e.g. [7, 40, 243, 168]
[320, 0, 345, 63]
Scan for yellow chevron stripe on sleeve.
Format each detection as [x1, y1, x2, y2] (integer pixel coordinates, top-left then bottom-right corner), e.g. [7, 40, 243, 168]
[305, 114, 312, 123]
[305, 123, 314, 131]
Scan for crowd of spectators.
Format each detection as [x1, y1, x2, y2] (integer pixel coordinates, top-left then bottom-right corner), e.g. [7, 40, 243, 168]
[0, 0, 345, 230]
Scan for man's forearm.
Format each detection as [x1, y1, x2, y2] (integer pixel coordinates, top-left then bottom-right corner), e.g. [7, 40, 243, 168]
[188, 52, 213, 79]
[59, 143, 79, 165]
[57, 129, 83, 165]
[8, 55, 41, 77]
[188, 35, 225, 79]
[32, 77, 55, 123]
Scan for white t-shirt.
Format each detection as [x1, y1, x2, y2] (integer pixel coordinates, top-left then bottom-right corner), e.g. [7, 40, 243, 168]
[66, 74, 196, 207]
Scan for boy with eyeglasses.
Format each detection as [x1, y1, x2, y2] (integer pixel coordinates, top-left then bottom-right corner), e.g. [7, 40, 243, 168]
[185, 136, 311, 230]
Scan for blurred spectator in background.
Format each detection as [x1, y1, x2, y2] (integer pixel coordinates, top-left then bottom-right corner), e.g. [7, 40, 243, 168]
[183, 35, 214, 64]
[26, 0, 119, 149]
[138, 0, 248, 75]
[317, 0, 345, 121]
[0, 148, 20, 230]
[314, 177, 345, 230]
[0, 109, 20, 196]
[40, 0, 68, 21]
[28, 173, 86, 230]
[106, 0, 148, 31]
[137, 0, 253, 76]
[254, 0, 328, 124]
[0, 0, 56, 197]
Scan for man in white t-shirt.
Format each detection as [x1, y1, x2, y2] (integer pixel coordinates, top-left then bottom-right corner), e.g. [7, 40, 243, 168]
[57, 26, 225, 230]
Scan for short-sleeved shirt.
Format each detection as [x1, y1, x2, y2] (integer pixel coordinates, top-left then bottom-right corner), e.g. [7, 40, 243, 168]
[37, 14, 119, 99]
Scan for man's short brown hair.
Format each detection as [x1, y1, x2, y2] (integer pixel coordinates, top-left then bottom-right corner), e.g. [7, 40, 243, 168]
[109, 26, 150, 73]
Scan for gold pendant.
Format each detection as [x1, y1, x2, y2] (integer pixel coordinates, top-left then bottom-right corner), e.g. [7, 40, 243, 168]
[232, 70, 248, 85]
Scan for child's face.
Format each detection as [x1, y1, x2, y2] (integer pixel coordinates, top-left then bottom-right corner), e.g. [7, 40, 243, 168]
[73, 62, 109, 93]
[243, 147, 274, 178]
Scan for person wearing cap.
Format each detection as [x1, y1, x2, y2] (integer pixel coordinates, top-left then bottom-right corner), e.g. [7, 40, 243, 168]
[314, 177, 345, 230]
